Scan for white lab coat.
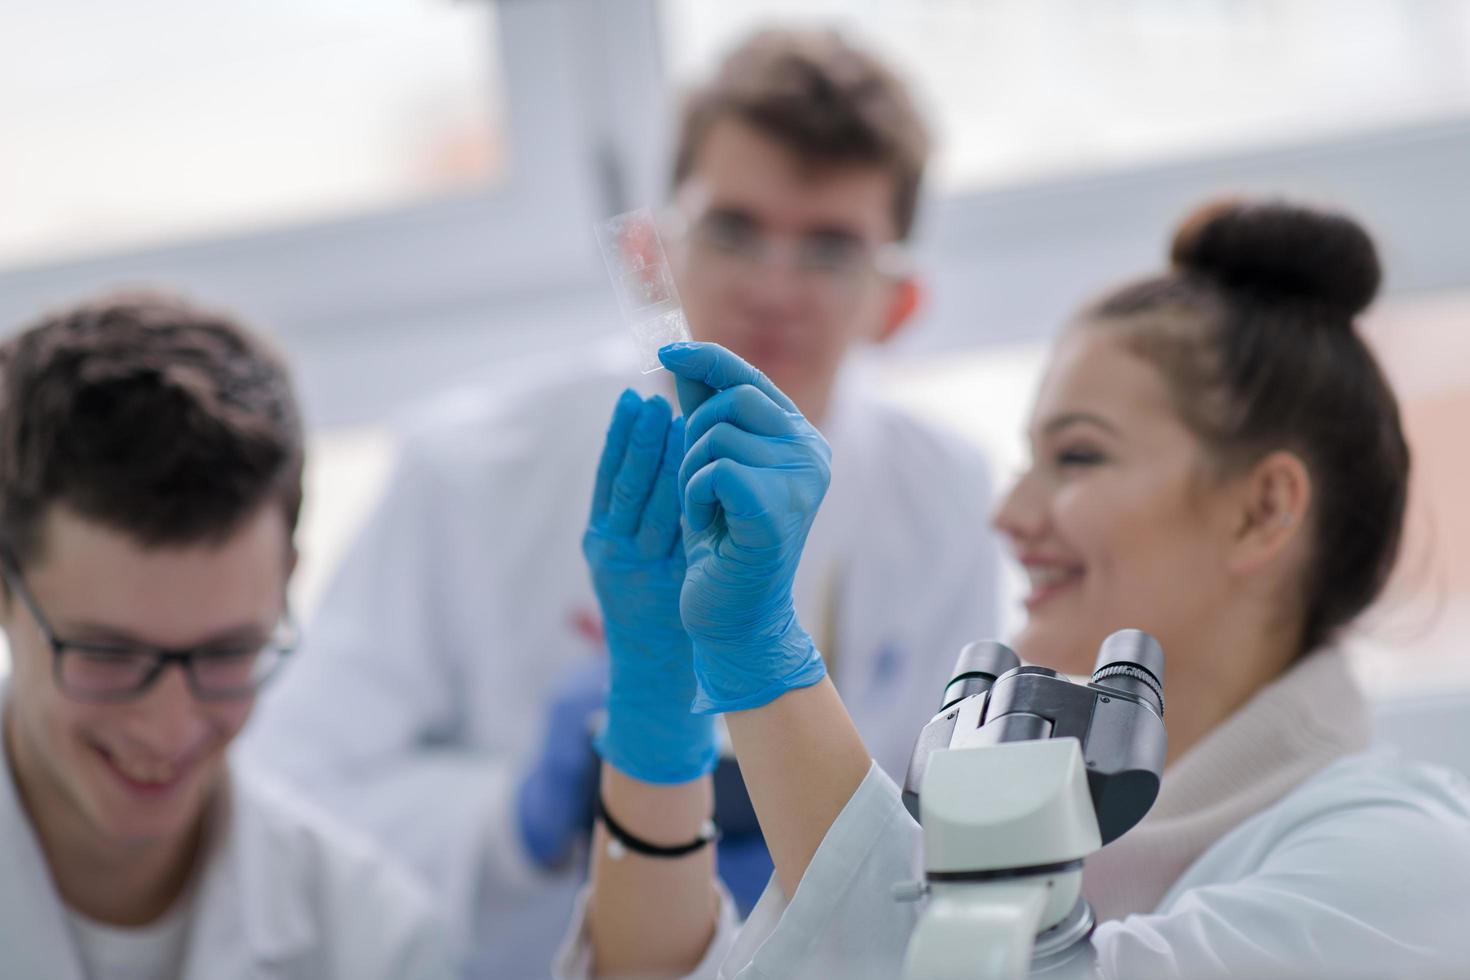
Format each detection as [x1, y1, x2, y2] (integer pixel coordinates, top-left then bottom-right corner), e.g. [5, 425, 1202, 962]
[0, 691, 451, 980]
[557, 753, 1470, 979]
[243, 337, 1003, 978]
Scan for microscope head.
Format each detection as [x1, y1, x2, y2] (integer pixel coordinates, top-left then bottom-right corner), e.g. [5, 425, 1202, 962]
[903, 630, 1167, 845]
[902, 641, 1019, 819]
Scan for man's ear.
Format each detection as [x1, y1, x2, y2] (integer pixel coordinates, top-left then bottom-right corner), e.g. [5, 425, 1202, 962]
[875, 277, 922, 346]
[1227, 450, 1313, 576]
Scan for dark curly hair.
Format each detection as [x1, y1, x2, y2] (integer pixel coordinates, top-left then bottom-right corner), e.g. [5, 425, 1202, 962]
[0, 291, 304, 565]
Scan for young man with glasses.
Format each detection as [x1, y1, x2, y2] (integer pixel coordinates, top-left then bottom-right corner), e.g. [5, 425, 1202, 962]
[246, 27, 1003, 977]
[0, 294, 449, 979]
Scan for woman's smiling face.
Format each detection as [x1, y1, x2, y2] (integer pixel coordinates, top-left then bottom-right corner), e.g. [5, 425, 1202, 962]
[992, 326, 1239, 677]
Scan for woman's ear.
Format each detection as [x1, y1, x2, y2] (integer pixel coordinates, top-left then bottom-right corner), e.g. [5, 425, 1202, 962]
[1227, 450, 1312, 575]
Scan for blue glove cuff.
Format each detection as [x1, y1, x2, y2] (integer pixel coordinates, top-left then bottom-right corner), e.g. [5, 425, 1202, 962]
[595, 715, 720, 784]
[689, 633, 828, 715]
[594, 620, 721, 783]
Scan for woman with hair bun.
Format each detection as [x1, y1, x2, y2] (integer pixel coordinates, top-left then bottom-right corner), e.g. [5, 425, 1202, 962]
[560, 199, 1470, 979]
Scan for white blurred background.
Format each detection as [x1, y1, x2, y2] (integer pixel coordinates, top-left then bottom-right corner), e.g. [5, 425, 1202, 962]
[2, 0, 1469, 700]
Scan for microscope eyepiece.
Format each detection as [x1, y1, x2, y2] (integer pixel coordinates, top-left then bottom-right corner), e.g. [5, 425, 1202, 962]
[1091, 629, 1165, 716]
[906, 632, 1167, 839]
[940, 641, 1021, 711]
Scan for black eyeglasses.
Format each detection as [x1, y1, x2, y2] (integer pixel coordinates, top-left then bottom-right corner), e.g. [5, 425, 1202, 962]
[0, 551, 297, 704]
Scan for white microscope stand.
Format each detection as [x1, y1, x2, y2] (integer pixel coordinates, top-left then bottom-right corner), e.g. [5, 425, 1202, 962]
[902, 738, 1102, 980]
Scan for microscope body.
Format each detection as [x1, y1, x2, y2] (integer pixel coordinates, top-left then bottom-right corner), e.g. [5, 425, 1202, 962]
[899, 631, 1167, 980]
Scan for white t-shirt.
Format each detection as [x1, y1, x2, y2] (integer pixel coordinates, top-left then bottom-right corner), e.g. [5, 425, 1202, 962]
[67, 900, 191, 980]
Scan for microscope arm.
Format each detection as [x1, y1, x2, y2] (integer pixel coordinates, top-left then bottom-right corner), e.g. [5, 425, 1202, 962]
[905, 881, 1050, 980]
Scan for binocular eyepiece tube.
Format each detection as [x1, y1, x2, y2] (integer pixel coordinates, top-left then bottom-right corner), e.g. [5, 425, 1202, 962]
[905, 629, 1168, 831]
[1090, 629, 1165, 717]
[939, 641, 1022, 712]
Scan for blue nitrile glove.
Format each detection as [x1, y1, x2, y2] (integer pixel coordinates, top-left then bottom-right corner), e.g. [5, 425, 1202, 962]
[584, 389, 718, 783]
[657, 342, 831, 714]
[516, 660, 606, 869]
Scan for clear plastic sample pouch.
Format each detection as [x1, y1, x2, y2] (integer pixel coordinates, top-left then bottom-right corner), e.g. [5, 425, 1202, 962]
[595, 208, 693, 374]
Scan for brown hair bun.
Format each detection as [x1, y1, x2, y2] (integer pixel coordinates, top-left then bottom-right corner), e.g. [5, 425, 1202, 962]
[1170, 198, 1382, 319]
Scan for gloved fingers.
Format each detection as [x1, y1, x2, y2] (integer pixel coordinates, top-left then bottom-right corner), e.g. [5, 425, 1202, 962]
[606, 395, 673, 537]
[668, 369, 718, 423]
[683, 457, 771, 536]
[635, 416, 686, 558]
[683, 384, 799, 453]
[590, 389, 645, 522]
[678, 421, 788, 493]
[658, 342, 799, 417]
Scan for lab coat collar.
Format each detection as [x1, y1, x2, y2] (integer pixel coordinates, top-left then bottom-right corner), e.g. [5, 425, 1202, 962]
[0, 683, 318, 977]
[181, 764, 318, 973]
[1153, 645, 1371, 819]
[1082, 647, 1372, 921]
[0, 683, 89, 980]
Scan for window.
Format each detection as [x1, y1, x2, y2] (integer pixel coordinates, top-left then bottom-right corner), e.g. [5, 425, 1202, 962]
[662, 0, 1470, 192]
[0, 0, 504, 267]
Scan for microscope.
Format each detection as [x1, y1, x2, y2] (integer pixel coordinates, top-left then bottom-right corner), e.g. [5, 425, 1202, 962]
[896, 630, 1167, 980]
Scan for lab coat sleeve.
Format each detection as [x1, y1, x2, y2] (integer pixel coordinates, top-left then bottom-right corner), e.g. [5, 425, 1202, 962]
[242, 434, 538, 951]
[1091, 784, 1470, 980]
[551, 762, 920, 980]
[719, 761, 923, 979]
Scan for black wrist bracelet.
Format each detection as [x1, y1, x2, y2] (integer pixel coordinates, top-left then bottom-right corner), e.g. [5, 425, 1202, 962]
[595, 792, 719, 860]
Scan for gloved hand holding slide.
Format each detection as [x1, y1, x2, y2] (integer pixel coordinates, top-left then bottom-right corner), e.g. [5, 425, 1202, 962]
[657, 341, 832, 714]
